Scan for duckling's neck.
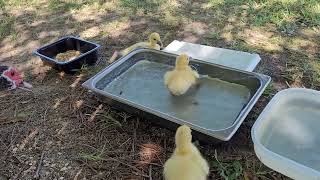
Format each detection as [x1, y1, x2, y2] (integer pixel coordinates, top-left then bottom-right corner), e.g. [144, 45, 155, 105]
[175, 66, 187, 71]
[175, 142, 193, 154]
[148, 40, 157, 48]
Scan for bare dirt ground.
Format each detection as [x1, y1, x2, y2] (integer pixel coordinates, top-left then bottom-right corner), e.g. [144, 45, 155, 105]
[0, 0, 319, 179]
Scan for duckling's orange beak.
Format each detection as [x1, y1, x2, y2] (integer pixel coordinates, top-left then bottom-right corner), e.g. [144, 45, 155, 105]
[157, 41, 163, 49]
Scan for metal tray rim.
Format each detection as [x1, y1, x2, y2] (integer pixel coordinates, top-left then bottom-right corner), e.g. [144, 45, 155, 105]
[83, 48, 271, 141]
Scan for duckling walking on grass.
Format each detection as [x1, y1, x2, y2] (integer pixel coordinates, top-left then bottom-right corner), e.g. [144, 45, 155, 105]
[163, 125, 209, 180]
[164, 53, 199, 96]
[108, 32, 163, 63]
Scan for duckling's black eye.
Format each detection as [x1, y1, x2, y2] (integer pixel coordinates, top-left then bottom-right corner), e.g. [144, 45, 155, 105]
[11, 71, 15, 76]
[154, 38, 156, 41]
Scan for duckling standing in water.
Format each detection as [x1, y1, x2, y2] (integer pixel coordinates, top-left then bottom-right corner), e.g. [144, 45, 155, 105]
[164, 53, 199, 96]
[108, 32, 163, 63]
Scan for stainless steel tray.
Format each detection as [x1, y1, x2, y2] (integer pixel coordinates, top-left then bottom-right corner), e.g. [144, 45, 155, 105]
[83, 49, 270, 141]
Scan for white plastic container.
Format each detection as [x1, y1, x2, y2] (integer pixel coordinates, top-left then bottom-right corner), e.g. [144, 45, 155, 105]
[163, 40, 261, 72]
[252, 88, 320, 180]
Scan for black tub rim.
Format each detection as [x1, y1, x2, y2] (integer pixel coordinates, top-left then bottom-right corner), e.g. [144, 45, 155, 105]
[32, 35, 101, 65]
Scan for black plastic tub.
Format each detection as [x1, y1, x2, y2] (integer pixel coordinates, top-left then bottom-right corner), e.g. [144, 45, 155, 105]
[33, 36, 101, 74]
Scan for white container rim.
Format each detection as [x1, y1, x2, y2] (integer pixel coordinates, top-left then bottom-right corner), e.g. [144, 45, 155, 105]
[251, 88, 320, 179]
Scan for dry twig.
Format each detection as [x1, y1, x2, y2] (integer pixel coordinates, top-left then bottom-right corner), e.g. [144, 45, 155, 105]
[18, 128, 39, 151]
[149, 165, 152, 180]
[34, 152, 45, 179]
[89, 104, 103, 123]
[73, 168, 83, 180]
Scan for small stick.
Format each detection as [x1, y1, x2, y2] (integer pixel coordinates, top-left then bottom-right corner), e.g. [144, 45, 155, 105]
[0, 118, 25, 126]
[12, 165, 28, 180]
[119, 138, 131, 147]
[73, 168, 82, 180]
[14, 104, 18, 118]
[19, 128, 39, 150]
[132, 172, 149, 178]
[132, 127, 136, 153]
[70, 74, 84, 88]
[155, 154, 164, 166]
[18, 87, 33, 92]
[108, 51, 119, 63]
[74, 159, 98, 174]
[88, 104, 103, 123]
[132, 118, 139, 153]
[285, 81, 291, 88]
[133, 161, 162, 167]
[95, 56, 104, 67]
[43, 107, 49, 122]
[101, 157, 143, 174]
[23, 81, 33, 89]
[149, 165, 152, 180]
[34, 152, 45, 179]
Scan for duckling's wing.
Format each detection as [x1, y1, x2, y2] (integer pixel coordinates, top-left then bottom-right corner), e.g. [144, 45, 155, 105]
[120, 42, 149, 56]
[149, 44, 161, 50]
[192, 70, 200, 78]
[187, 67, 200, 78]
[164, 71, 173, 86]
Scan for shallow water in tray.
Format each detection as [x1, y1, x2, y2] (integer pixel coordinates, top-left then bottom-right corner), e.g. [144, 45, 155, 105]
[261, 103, 320, 171]
[103, 60, 250, 130]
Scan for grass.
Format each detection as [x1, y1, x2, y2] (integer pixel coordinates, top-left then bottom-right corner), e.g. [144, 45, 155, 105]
[10, 31, 20, 42]
[212, 150, 243, 180]
[209, 31, 221, 40]
[230, 41, 255, 52]
[16, 111, 34, 119]
[78, 63, 106, 77]
[56, 0, 124, 12]
[244, 160, 272, 179]
[263, 82, 277, 98]
[79, 142, 108, 162]
[0, 14, 15, 40]
[284, 61, 320, 88]
[282, 50, 320, 88]
[0, 0, 4, 8]
[160, 11, 182, 28]
[208, 0, 320, 27]
[79, 152, 104, 161]
[48, 0, 85, 12]
[120, 0, 167, 14]
[2, 0, 40, 7]
[101, 113, 123, 128]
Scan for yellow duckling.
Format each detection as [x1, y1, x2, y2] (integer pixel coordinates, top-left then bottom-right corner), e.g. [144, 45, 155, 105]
[164, 53, 199, 96]
[163, 125, 210, 180]
[108, 32, 163, 63]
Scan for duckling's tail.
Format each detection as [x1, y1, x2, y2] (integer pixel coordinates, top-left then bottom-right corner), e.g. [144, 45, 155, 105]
[175, 125, 193, 154]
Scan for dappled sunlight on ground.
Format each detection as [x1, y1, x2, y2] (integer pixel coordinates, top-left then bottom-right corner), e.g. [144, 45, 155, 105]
[138, 143, 163, 167]
[73, 99, 84, 109]
[70, 74, 84, 88]
[241, 28, 284, 52]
